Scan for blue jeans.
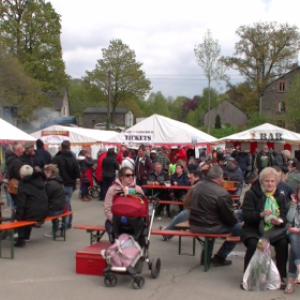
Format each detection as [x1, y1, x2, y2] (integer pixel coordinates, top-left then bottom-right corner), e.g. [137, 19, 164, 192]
[165, 210, 189, 240]
[81, 182, 89, 198]
[48, 210, 63, 231]
[287, 232, 300, 278]
[10, 194, 18, 221]
[207, 223, 242, 259]
[4, 186, 13, 208]
[64, 186, 73, 228]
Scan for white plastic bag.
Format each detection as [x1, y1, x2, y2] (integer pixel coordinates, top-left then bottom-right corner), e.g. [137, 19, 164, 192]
[243, 239, 281, 291]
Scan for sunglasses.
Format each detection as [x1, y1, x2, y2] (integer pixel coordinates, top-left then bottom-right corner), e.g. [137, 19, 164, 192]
[124, 173, 134, 177]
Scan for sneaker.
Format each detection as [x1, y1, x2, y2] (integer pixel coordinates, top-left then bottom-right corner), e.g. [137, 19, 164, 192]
[14, 233, 18, 238]
[44, 231, 61, 238]
[211, 255, 232, 267]
[159, 226, 168, 241]
[156, 217, 162, 220]
[25, 239, 30, 242]
[14, 240, 26, 247]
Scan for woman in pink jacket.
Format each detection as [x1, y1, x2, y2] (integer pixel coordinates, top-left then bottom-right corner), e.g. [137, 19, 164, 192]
[104, 167, 144, 235]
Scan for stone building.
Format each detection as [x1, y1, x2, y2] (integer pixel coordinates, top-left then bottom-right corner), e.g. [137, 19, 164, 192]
[83, 107, 134, 128]
[260, 66, 300, 128]
[204, 100, 247, 127]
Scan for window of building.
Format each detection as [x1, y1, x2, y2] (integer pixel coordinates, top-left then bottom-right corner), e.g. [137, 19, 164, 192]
[277, 101, 286, 113]
[278, 80, 286, 92]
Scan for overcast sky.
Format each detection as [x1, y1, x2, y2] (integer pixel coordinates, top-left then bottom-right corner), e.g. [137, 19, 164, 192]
[50, 0, 300, 99]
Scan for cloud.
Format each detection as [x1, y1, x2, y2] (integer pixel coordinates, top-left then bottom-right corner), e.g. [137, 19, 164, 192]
[50, 0, 300, 98]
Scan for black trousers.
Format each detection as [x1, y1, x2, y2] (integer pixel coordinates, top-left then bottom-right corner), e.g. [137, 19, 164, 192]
[244, 237, 288, 278]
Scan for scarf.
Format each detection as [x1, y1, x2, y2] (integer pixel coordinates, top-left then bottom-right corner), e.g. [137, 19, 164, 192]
[261, 186, 279, 231]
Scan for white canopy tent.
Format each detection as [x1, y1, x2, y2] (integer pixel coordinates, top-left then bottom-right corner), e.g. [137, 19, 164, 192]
[214, 123, 300, 157]
[31, 125, 119, 159]
[103, 114, 217, 157]
[0, 118, 36, 143]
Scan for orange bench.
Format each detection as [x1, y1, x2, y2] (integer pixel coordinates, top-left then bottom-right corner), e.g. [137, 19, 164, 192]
[0, 211, 72, 259]
[74, 224, 231, 272]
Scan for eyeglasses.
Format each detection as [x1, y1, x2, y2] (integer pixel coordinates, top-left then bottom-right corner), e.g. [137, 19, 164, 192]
[124, 174, 134, 177]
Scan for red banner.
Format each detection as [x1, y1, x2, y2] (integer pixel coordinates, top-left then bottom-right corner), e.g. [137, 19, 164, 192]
[42, 130, 70, 137]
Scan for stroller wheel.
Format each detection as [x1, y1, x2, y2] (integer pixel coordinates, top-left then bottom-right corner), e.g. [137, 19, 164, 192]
[91, 189, 100, 199]
[150, 257, 161, 279]
[132, 276, 145, 289]
[88, 188, 93, 197]
[135, 259, 144, 274]
[104, 274, 117, 287]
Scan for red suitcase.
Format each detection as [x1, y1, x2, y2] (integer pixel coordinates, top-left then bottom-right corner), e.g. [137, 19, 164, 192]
[76, 241, 110, 276]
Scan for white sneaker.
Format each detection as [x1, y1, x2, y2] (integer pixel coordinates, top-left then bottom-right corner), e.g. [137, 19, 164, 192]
[44, 231, 60, 238]
[14, 233, 18, 238]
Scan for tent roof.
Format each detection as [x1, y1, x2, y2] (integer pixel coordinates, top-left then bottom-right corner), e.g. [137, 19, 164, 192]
[30, 125, 119, 145]
[215, 123, 300, 144]
[103, 114, 217, 146]
[0, 118, 36, 143]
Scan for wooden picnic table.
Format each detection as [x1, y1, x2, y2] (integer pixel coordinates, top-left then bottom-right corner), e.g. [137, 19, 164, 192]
[142, 184, 237, 192]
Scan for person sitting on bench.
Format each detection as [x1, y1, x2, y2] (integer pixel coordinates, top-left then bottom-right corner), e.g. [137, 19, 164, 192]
[160, 170, 201, 240]
[189, 166, 241, 267]
[43, 164, 66, 238]
[15, 165, 48, 247]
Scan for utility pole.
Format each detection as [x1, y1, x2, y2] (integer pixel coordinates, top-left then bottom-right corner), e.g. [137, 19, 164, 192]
[106, 70, 111, 130]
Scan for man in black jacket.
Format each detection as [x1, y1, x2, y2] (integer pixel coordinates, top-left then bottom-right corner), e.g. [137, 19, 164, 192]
[36, 139, 51, 164]
[52, 140, 80, 229]
[20, 141, 46, 171]
[189, 166, 241, 267]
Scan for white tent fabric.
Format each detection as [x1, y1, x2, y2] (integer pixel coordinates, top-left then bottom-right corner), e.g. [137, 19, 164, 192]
[103, 114, 217, 147]
[31, 125, 119, 145]
[215, 123, 300, 144]
[0, 118, 36, 143]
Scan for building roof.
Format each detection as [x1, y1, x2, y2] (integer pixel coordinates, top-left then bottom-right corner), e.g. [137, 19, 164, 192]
[204, 100, 247, 116]
[47, 87, 67, 111]
[260, 66, 300, 96]
[83, 107, 127, 114]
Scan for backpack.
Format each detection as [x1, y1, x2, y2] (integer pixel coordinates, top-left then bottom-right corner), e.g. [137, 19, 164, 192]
[101, 233, 141, 267]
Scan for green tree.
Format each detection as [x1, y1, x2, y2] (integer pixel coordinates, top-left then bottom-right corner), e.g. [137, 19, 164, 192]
[146, 92, 170, 117]
[223, 22, 300, 97]
[87, 39, 151, 124]
[194, 29, 227, 134]
[0, 46, 51, 120]
[215, 114, 221, 128]
[0, 0, 66, 91]
[286, 73, 300, 130]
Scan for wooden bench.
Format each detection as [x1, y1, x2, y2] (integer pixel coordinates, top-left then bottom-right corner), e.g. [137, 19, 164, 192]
[0, 211, 72, 259]
[226, 236, 241, 243]
[74, 223, 230, 272]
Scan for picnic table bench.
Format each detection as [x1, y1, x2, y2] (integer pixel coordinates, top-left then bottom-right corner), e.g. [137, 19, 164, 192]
[0, 211, 72, 259]
[74, 223, 231, 272]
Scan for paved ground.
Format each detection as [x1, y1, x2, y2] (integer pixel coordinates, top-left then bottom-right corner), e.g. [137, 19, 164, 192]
[0, 189, 298, 300]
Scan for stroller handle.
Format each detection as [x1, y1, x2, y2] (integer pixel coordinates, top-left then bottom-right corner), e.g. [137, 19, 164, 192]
[148, 196, 160, 209]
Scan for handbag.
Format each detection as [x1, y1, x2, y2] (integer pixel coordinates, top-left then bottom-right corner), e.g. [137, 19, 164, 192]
[259, 219, 288, 243]
[7, 178, 19, 195]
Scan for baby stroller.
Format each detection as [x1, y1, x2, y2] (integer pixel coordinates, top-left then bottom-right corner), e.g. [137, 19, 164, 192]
[103, 193, 161, 289]
[87, 171, 100, 198]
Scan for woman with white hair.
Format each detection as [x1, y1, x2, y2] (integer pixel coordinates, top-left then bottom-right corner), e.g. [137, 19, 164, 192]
[241, 167, 288, 290]
[15, 165, 48, 247]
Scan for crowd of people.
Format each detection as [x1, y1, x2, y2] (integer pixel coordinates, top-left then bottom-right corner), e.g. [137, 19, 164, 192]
[2, 140, 300, 294]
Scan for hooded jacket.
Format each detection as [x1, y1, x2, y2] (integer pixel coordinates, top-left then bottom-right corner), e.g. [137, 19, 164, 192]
[52, 150, 80, 186]
[78, 156, 94, 184]
[189, 179, 237, 233]
[45, 175, 65, 211]
[223, 164, 242, 182]
[5, 150, 23, 181]
[104, 178, 144, 222]
[241, 180, 287, 243]
[16, 172, 48, 221]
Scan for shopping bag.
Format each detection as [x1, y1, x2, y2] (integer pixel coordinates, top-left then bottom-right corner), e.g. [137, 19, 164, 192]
[243, 239, 281, 291]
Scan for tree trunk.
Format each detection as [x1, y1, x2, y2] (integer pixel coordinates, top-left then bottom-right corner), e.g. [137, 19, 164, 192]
[208, 78, 211, 134]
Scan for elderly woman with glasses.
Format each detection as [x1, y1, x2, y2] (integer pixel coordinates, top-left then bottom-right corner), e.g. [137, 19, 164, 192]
[241, 167, 288, 290]
[104, 167, 144, 234]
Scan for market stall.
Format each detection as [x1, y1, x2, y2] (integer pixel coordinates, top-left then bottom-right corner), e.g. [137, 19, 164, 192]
[214, 123, 300, 158]
[0, 118, 37, 164]
[103, 114, 217, 158]
[30, 125, 119, 159]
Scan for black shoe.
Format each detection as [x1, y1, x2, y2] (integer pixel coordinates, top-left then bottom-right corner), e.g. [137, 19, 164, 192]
[14, 240, 26, 247]
[211, 255, 232, 267]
